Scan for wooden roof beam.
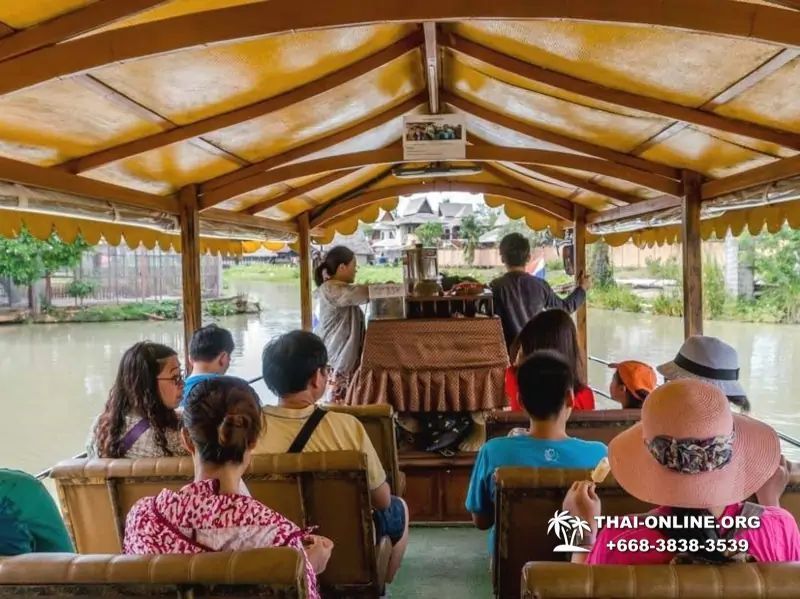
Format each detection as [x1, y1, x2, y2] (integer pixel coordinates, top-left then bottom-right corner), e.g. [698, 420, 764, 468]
[5, 0, 800, 98]
[200, 95, 423, 199]
[585, 195, 681, 225]
[312, 181, 573, 228]
[57, 32, 424, 174]
[0, 155, 178, 214]
[0, 22, 14, 37]
[443, 92, 679, 180]
[422, 23, 440, 113]
[69, 74, 249, 168]
[0, 0, 170, 64]
[445, 33, 800, 151]
[243, 169, 361, 216]
[201, 208, 297, 234]
[201, 144, 681, 209]
[702, 154, 800, 199]
[482, 163, 585, 212]
[503, 162, 644, 206]
[632, 47, 800, 154]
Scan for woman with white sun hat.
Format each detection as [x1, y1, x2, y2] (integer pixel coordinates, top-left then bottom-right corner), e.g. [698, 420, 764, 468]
[657, 335, 750, 413]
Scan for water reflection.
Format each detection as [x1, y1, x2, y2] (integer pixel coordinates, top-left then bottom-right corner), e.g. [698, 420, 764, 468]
[1, 281, 799, 475]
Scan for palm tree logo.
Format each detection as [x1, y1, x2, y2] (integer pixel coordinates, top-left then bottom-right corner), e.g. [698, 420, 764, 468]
[548, 510, 591, 553]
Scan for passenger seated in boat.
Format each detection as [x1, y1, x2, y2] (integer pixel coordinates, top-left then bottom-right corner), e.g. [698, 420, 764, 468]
[657, 335, 750, 413]
[563, 379, 799, 565]
[490, 232, 590, 352]
[0, 468, 73, 555]
[608, 360, 657, 408]
[466, 350, 608, 554]
[505, 309, 595, 412]
[181, 323, 235, 407]
[123, 376, 330, 599]
[313, 246, 369, 404]
[257, 330, 409, 586]
[87, 341, 187, 458]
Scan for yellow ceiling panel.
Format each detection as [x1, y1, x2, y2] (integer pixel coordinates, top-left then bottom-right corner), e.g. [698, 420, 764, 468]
[204, 52, 424, 161]
[590, 175, 661, 200]
[639, 127, 779, 178]
[263, 197, 309, 221]
[463, 113, 572, 152]
[91, 24, 416, 125]
[448, 60, 669, 152]
[86, 0, 267, 34]
[0, 79, 163, 166]
[0, 0, 94, 28]
[85, 141, 240, 194]
[694, 127, 796, 160]
[451, 21, 778, 107]
[495, 163, 578, 199]
[714, 57, 800, 136]
[305, 165, 393, 205]
[299, 116, 406, 163]
[449, 50, 650, 119]
[572, 191, 613, 211]
[213, 183, 290, 213]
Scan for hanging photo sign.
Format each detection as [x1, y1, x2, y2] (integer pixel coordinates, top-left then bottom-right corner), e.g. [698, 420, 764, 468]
[403, 114, 466, 161]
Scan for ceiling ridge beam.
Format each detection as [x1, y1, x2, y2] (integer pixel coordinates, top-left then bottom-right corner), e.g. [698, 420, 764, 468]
[3, 0, 800, 98]
[445, 33, 800, 151]
[201, 208, 297, 233]
[445, 91, 678, 179]
[57, 32, 424, 174]
[482, 163, 579, 211]
[312, 180, 573, 228]
[200, 144, 681, 210]
[201, 96, 423, 196]
[0, 0, 170, 64]
[422, 22, 440, 113]
[631, 47, 800, 154]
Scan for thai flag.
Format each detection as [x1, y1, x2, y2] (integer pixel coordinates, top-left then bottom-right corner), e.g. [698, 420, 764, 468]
[528, 256, 546, 280]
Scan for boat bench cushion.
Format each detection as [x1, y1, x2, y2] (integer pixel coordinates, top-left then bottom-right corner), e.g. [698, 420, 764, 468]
[521, 562, 800, 598]
[484, 408, 641, 443]
[324, 403, 404, 495]
[50, 450, 387, 596]
[0, 549, 307, 597]
[494, 467, 654, 599]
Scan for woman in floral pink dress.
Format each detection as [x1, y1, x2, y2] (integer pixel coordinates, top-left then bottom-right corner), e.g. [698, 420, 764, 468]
[124, 376, 332, 598]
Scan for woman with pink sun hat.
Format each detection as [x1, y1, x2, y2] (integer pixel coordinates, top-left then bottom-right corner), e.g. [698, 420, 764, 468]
[561, 379, 798, 565]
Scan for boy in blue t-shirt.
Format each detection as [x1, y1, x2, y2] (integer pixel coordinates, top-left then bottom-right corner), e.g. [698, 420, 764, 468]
[465, 350, 608, 552]
[181, 324, 235, 407]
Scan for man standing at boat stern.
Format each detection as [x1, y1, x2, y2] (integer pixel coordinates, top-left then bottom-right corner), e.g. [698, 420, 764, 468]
[491, 233, 591, 351]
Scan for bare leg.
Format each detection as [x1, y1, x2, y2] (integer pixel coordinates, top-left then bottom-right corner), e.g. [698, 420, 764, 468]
[385, 498, 409, 584]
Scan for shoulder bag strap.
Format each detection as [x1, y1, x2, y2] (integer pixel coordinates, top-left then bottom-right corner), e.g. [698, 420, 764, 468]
[120, 419, 152, 454]
[287, 408, 327, 454]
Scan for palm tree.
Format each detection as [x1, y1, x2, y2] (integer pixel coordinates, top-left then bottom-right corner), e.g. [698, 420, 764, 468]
[568, 516, 592, 546]
[547, 510, 573, 544]
[459, 215, 485, 266]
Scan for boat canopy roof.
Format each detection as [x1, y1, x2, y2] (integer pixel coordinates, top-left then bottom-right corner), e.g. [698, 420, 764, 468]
[2, 0, 800, 253]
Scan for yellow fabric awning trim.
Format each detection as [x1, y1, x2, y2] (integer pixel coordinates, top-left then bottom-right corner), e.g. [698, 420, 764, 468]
[0, 209, 287, 255]
[591, 199, 800, 248]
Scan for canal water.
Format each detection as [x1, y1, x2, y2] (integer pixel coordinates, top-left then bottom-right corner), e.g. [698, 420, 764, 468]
[1, 281, 799, 475]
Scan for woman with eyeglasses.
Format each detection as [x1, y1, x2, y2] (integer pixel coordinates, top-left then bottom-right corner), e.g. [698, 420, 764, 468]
[87, 341, 188, 459]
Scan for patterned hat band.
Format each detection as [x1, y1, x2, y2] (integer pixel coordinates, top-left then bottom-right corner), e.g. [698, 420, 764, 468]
[646, 431, 735, 474]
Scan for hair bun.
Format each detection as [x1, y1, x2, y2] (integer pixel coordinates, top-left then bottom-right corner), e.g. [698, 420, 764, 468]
[217, 413, 250, 448]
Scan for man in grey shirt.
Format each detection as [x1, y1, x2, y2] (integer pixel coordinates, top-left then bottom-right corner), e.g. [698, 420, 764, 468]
[490, 233, 591, 350]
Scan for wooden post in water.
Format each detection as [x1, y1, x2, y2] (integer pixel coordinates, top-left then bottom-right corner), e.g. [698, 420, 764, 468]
[179, 184, 202, 364]
[573, 205, 588, 382]
[681, 170, 704, 338]
[298, 212, 313, 331]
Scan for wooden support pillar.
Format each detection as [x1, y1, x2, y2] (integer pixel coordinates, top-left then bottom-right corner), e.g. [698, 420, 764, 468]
[573, 205, 588, 383]
[298, 212, 313, 331]
[179, 185, 202, 363]
[681, 170, 704, 338]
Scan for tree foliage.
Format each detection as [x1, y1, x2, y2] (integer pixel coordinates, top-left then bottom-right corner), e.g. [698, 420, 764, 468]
[415, 222, 444, 247]
[0, 228, 89, 289]
[459, 214, 487, 266]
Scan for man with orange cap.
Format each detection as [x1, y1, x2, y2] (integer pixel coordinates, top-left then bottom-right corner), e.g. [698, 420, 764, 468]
[608, 361, 657, 409]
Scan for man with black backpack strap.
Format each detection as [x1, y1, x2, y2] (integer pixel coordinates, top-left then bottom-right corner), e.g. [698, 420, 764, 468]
[255, 330, 408, 589]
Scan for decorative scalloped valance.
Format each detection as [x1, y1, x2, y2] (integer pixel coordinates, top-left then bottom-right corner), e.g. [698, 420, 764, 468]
[0, 209, 288, 256]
